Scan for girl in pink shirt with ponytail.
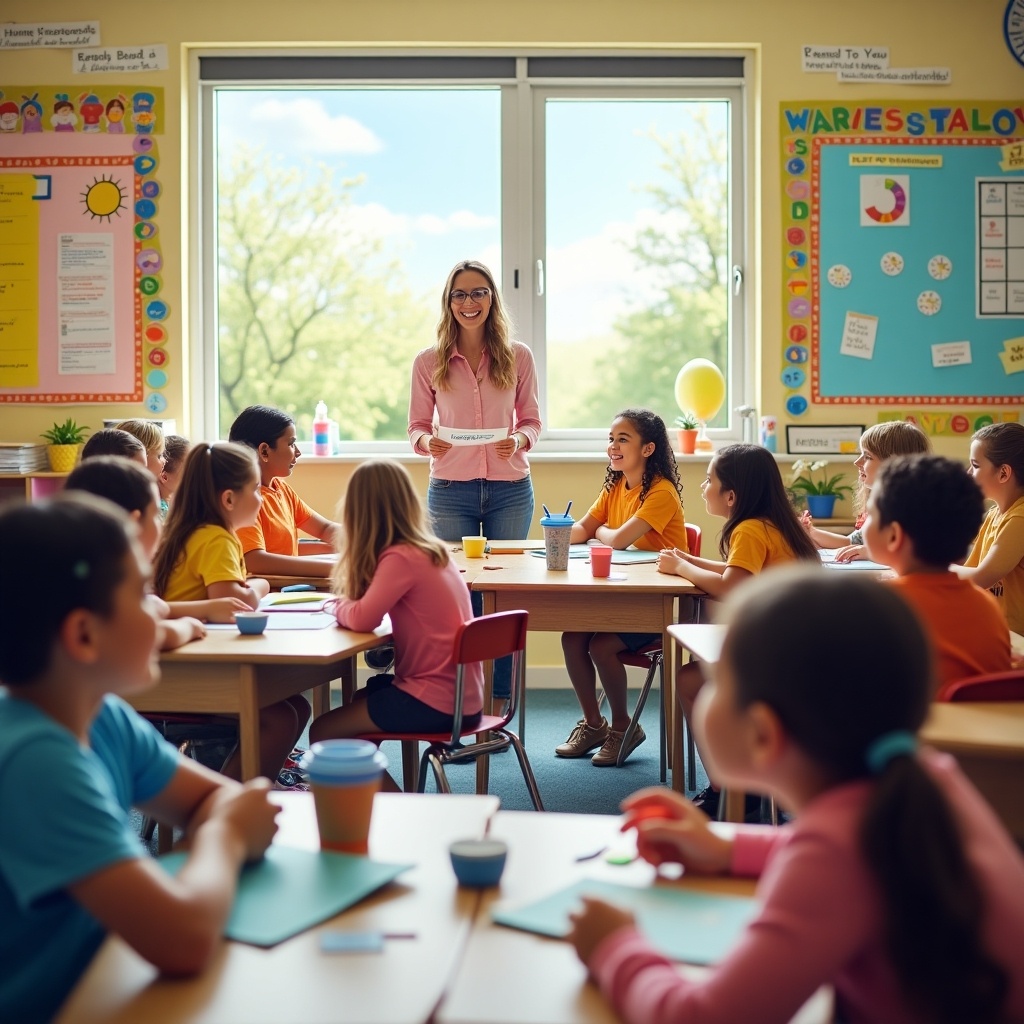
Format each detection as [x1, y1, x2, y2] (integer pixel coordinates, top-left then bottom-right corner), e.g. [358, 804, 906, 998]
[568, 567, 1024, 1024]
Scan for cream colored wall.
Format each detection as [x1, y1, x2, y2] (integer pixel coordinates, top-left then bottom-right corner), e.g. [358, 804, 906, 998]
[3, 0, 1009, 663]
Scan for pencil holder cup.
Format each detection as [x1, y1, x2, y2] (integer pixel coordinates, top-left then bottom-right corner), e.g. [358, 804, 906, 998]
[449, 838, 508, 887]
[235, 612, 269, 635]
[539, 513, 574, 571]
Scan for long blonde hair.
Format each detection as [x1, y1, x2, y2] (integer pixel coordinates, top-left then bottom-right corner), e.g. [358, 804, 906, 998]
[333, 460, 448, 599]
[856, 421, 931, 514]
[432, 260, 516, 392]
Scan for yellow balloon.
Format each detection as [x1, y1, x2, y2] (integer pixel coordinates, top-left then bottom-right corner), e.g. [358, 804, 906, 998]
[675, 359, 726, 423]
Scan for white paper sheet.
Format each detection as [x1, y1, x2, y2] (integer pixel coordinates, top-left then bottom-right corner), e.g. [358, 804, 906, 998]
[437, 426, 508, 446]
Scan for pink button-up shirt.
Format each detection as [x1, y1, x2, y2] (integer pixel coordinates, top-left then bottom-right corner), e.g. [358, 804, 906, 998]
[408, 341, 541, 482]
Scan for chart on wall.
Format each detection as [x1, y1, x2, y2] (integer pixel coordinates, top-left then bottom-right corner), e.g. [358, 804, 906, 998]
[0, 86, 165, 406]
[780, 101, 1024, 409]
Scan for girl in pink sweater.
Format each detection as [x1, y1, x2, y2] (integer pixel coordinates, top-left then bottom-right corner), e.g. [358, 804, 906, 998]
[568, 567, 1024, 1024]
[309, 461, 480, 790]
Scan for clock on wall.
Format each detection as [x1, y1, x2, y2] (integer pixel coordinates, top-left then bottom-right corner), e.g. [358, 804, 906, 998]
[1005, 0, 1024, 67]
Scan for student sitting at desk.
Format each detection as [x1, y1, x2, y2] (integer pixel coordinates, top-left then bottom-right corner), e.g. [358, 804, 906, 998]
[158, 433, 190, 518]
[153, 442, 309, 781]
[568, 568, 1024, 1024]
[114, 418, 166, 481]
[862, 454, 1011, 692]
[0, 496, 280, 1024]
[229, 405, 341, 580]
[801, 420, 929, 562]
[556, 409, 687, 767]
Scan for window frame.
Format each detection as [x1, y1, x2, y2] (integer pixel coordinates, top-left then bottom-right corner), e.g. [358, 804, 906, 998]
[190, 49, 754, 451]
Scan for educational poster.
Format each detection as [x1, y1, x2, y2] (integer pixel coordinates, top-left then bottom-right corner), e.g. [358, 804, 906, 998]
[780, 101, 1024, 410]
[0, 86, 164, 406]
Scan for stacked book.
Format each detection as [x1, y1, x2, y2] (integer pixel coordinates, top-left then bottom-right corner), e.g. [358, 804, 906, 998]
[0, 443, 50, 473]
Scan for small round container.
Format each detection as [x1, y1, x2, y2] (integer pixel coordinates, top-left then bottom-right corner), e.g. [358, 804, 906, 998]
[462, 536, 488, 558]
[235, 612, 269, 635]
[449, 838, 508, 888]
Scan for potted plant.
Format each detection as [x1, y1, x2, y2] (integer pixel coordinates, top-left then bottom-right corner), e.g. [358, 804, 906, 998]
[674, 412, 700, 455]
[787, 459, 854, 519]
[41, 418, 89, 472]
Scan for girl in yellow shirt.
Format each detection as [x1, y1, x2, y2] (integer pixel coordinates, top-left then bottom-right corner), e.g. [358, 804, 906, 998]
[658, 443, 818, 815]
[153, 442, 309, 781]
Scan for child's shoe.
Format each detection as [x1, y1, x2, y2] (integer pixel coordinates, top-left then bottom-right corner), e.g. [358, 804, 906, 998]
[555, 717, 609, 758]
[591, 724, 646, 766]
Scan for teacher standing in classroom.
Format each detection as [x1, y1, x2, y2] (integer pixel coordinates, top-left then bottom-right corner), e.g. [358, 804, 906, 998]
[409, 260, 541, 706]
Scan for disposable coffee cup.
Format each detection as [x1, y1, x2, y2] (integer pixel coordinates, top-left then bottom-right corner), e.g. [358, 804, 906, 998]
[590, 544, 613, 578]
[300, 739, 388, 854]
[462, 535, 487, 558]
[539, 513, 574, 571]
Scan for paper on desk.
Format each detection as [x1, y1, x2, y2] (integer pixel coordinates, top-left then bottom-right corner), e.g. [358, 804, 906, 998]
[493, 878, 757, 965]
[437, 426, 508, 446]
[261, 593, 331, 612]
[161, 845, 412, 947]
[818, 549, 890, 571]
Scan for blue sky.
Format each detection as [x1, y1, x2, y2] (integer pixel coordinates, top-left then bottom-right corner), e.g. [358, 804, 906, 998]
[216, 89, 726, 341]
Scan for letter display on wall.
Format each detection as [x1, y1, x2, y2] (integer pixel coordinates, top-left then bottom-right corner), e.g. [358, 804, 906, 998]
[780, 101, 1024, 409]
[0, 85, 163, 404]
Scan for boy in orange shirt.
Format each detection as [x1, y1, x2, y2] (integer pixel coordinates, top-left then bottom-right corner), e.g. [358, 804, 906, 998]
[863, 453, 1011, 693]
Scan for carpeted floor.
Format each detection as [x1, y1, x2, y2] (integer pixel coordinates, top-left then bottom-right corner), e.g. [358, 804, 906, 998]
[376, 688, 710, 814]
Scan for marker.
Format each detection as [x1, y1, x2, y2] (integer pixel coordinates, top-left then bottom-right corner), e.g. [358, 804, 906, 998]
[268, 594, 323, 605]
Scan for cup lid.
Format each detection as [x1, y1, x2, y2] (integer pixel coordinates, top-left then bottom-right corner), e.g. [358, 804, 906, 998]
[539, 514, 574, 526]
[300, 738, 388, 783]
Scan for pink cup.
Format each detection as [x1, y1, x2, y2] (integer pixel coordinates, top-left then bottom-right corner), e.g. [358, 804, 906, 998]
[590, 545, 613, 578]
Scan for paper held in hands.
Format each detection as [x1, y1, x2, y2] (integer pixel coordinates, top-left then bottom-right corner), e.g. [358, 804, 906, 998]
[437, 426, 509, 446]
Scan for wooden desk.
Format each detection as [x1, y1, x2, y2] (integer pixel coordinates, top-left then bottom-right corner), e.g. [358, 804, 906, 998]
[668, 622, 726, 666]
[438, 810, 831, 1024]
[131, 624, 391, 780]
[471, 557, 700, 792]
[57, 792, 498, 1024]
[921, 702, 1024, 843]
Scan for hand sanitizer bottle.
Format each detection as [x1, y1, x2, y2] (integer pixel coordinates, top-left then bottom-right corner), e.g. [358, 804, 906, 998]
[312, 401, 330, 456]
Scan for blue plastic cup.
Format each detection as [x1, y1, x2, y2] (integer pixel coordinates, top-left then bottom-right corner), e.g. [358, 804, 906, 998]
[539, 513, 574, 570]
[449, 838, 508, 887]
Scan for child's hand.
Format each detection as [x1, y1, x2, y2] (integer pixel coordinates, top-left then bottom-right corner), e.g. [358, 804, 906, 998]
[621, 788, 732, 874]
[656, 547, 687, 576]
[206, 777, 280, 863]
[182, 616, 207, 642]
[205, 597, 253, 623]
[834, 543, 867, 563]
[799, 510, 814, 535]
[567, 896, 636, 965]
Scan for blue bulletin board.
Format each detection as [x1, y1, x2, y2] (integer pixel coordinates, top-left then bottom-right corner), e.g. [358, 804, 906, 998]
[781, 102, 1024, 409]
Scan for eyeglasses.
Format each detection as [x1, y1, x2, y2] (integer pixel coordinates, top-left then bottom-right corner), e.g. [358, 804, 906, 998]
[449, 288, 491, 304]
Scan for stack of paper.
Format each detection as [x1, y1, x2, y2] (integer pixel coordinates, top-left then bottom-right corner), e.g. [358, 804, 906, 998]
[0, 443, 49, 473]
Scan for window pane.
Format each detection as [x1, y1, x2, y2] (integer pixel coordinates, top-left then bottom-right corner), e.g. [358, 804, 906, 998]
[214, 88, 500, 441]
[544, 99, 730, 431]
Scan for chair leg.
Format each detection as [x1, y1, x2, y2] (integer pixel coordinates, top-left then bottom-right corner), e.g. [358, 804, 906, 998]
[685, 718, 697, 791]
[505, 732, 545, 811]
[658, 661, 667, 785]
[401, 740, 419, 792]
[424, 750, 453, 795]
[617, 654, 661, 767]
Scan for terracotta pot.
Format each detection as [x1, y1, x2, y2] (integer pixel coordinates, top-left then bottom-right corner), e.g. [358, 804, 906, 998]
[677, 429, 699, 454]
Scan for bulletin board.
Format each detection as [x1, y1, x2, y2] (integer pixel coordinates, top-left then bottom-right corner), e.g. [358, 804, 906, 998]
[0, 86, 167, 408]
[780, 101, 1024, 414]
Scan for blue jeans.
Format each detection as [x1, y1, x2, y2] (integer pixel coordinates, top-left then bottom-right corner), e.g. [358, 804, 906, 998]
[428, 476, 535, 698]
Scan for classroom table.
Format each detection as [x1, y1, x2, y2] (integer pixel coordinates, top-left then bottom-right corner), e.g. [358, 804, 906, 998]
[130, 622, 391, 780]
[56, 792, 499, 1024]
[470, 555, 701, 793]
[438, 810, 832, 1024]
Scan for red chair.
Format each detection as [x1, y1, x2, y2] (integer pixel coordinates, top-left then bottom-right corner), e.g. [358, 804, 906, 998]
[938, 669, 1024, 702]
[356, 610, 544, 811]
[616, 524, 702, 782]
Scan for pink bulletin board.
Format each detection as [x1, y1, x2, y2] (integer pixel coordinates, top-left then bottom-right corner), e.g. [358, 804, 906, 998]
[0, 87, 164, 405]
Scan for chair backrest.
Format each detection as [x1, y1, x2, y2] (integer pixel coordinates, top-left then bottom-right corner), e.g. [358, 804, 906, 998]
[449, 610, 529, 740]
[685, 523, 702, 558]
[938, 669, 1024, 702]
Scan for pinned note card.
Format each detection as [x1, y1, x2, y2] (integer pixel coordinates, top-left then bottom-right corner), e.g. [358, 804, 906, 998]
[931, 341, 972, 368]
[492, 879, 758, 966]
[1000, 337, 1024, 375]
[839, 312, 878, 360]
[160, 845, 412, 947]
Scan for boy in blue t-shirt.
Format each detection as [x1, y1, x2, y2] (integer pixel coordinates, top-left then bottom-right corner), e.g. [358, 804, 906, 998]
[0, 495, 280, 1023]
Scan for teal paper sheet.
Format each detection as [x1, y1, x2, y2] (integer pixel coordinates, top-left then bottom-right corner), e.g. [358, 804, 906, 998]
[528, 547, 658, 562]
[530, 546, 590, 559]
[492, 879, 758, 965]
[160, 845, 412, 947]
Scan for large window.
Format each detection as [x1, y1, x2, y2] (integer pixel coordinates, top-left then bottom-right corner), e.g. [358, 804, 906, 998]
[196, 54, 749, 448]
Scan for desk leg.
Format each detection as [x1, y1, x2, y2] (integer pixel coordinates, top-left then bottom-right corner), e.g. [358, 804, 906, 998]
[664, 596, 687, 794]
[475, 592, 496, 796]
[239, 667, 261, 781]
[312, 681, 331, 718]
[339, 656, 356, 705]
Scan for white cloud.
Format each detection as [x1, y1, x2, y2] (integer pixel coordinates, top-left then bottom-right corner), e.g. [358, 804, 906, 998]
[341, 204, 497, 240]
[224, 97, 384, 155]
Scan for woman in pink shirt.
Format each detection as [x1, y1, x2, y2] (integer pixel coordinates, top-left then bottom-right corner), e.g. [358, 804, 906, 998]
[409, 260, 540, 703]
[309, 460, 480, 790]
[568, 567, 1024, 1024]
